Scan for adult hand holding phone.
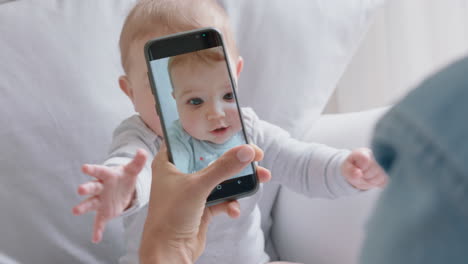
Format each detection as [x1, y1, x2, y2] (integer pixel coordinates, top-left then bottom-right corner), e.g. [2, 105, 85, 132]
[139, 144, 271, 264]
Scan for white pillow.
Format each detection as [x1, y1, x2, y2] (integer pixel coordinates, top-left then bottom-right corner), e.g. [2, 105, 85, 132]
[0, 1, 135, 263]
[220, 0, 384, 136]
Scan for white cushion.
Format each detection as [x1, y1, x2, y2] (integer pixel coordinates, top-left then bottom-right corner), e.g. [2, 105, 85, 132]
[220, 0, 385, 135]
[0, 1, 135, 263]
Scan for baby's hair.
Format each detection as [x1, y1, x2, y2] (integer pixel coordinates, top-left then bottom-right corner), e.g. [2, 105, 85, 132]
[119, 0, 238, 75]
[167, 47, 226, 91]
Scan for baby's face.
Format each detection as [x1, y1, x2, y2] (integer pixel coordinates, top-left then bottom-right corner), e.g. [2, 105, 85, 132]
[124, 37, 163, 137]
[171, 60, 241, 144]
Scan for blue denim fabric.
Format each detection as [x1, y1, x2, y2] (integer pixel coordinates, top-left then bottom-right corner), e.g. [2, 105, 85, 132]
[360, 57, 468, 263]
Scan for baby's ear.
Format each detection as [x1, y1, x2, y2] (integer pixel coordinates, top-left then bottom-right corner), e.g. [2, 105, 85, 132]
[119, 76, 134, 101]
[236, 56, 244, 78]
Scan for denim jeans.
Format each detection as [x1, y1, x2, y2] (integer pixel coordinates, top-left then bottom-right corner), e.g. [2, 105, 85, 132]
[360, 57, 468, 263]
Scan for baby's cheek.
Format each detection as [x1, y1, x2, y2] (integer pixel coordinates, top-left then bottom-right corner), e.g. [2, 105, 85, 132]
[181, 114, 202, 137]
[226, 107, 241, 130]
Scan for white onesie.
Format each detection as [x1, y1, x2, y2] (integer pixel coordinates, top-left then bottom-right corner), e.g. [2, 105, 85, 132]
[104, 108, 359, 264]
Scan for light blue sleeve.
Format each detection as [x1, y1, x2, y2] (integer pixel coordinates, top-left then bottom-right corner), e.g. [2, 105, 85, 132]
[167, 122, 193, 174]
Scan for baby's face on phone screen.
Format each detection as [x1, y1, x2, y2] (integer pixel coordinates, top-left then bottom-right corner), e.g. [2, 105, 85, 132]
[171, 60, 241, 144]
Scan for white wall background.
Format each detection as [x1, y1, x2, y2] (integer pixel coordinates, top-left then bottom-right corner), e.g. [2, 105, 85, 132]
[326, 0, 468, 113]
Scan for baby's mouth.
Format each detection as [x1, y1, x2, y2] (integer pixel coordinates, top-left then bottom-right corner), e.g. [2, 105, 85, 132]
[210, 126, 229, 135]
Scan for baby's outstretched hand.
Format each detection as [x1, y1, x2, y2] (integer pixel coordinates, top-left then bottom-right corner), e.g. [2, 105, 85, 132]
[72, 149, 147, 243]
[341, 148, 388, 190]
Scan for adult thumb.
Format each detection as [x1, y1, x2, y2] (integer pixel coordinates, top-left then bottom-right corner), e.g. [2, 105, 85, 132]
[195, 144, 257, 192]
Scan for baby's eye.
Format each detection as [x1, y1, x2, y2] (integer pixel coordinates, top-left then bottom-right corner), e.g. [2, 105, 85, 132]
[188, 98, 203, 105]
[223, 92, 234, 101]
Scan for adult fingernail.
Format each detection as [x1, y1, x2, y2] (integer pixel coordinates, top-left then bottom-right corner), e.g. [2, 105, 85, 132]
[237, 146, 254, 163]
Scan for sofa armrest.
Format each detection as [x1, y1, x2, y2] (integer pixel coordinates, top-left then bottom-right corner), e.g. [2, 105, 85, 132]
[296, 107, 389, 149]
[271, 107, 388, 264]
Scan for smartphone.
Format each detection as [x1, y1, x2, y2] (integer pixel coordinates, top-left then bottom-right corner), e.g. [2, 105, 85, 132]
[144, 28, 258, 205]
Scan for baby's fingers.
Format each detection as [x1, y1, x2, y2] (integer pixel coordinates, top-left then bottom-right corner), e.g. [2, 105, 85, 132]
[72, 196, 100, 216]
[82, 164, 114, 181]
[123, 149, 147, 176]
[377, 179, 387, 188]
[344, 164, 374, 190]
[92, 213, 108, 244]
[363, 166, 388, 188]
[343, 161, 363, 181]
[77, 181, 103, 196]
[350, 149, 372, 171]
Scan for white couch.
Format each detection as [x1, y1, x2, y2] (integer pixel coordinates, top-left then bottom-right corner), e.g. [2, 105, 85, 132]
[0, 1, 386, 263]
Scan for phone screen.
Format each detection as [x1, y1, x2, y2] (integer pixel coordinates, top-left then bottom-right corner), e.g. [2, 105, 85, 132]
[146, 29, 257, 203]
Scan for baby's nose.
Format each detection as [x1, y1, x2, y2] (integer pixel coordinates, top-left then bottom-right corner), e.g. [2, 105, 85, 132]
[206, 103, 226, 120]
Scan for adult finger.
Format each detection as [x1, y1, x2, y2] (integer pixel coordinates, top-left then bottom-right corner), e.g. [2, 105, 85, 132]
[210, 200, 241, 218]
[77, 181, 103, 196]
[226, 200, 241, 218]
[198, 200, 241, 242]
[195, 144, 257, 191]
[198, 207, 213, 247]
[256, 166, 271, 183]
[151, 143, 178, 173]
[123, 149, 147, 176]
[249, 144, 264, 161]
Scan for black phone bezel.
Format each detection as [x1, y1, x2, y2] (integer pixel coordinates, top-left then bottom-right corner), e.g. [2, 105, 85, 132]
[144, 28, 259, 205]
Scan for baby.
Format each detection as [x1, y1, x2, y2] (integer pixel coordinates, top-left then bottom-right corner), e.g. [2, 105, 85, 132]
[165, 47, 251, 178]
[72, 0, 387, 263]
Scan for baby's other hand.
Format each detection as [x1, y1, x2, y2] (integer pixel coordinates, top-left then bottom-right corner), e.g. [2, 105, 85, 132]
[72, 149, 147, 243]
[341, 148, 388, 190]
